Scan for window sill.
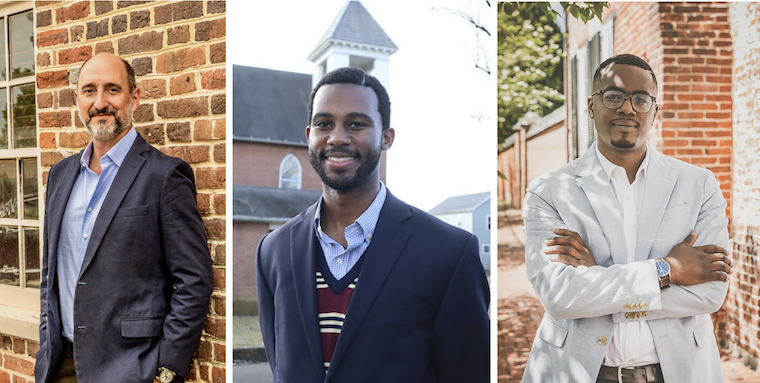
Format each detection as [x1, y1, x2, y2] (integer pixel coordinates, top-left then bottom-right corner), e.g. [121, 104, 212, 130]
[0, 304, 39, 341]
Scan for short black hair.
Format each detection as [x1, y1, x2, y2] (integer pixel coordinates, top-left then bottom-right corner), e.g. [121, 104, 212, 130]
[307, 67, 391, 131]
[77, 55, 137, 94]
[593, 53, 657, 91]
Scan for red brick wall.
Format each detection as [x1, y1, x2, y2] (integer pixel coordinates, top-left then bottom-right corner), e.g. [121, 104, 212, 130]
[232, 222, 270, 314]
[726, 1, 760, 368]
[232, 141, 322, 190]
[32, 1, 226, 382]
[0, 336, 37, 383]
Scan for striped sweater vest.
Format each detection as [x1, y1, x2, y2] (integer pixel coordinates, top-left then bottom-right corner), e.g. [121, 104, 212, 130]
[316, 249, 365, 373]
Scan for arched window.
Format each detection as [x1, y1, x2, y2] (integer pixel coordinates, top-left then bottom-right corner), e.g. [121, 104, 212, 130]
[279, 154, 302, 189]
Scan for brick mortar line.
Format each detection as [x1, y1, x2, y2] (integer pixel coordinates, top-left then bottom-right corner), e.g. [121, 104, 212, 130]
[35, 14, 227, 38]
[34, 2, 226, 23]
[37, 60, 226, 72]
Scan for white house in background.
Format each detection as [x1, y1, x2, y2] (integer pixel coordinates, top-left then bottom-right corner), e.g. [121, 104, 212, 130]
[429, 192, 491, 271]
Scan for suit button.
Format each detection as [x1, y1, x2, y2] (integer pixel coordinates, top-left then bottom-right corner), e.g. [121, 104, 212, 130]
[598, 336, 608, 346]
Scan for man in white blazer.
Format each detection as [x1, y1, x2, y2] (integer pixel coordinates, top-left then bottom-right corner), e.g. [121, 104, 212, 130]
[522, 54, 733, 383]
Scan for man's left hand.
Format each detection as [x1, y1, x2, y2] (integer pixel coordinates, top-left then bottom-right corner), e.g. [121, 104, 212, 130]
[544, 228, 597, 267]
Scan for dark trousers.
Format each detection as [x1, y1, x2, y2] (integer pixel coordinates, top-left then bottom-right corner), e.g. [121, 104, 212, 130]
[49, 339, 78, 383]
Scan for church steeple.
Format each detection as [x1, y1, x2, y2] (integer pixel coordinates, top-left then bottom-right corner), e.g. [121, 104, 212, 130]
[308, 1, 398, 89]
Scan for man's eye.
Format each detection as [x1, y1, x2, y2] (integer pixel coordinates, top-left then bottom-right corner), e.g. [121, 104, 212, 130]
[313, 121, 331, 128]
[605, 94, 623, 102]
[633, 96, 649, 105]
[348, 122, 367, 129]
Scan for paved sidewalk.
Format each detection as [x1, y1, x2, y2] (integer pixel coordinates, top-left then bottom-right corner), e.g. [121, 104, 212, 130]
[496, 209, 760, 383]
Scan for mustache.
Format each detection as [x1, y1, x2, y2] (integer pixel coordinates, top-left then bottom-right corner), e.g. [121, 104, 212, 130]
[610, 118, 639, 128]
[322, 149, 360, 158]
[89, 107, 117, 117]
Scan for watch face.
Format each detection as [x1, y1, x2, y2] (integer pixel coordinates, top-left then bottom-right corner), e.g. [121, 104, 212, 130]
[159, 370, 174, 382]
[656, 260, 670, 276]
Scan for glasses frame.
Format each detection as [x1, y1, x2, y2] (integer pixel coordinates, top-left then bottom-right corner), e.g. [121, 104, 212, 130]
[591, 89, 657, 114]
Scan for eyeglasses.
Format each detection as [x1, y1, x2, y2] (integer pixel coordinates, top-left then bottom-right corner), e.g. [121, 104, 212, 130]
[591, 89, 657, 114]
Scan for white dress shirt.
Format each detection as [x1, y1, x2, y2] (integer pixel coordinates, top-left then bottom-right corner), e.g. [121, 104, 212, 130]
[595, 142, 660, 367]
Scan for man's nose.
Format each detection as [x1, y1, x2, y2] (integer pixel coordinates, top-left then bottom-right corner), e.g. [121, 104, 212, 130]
[93, 91, 109, 110]
[616, 96, 635, 115]
[327, 124, 350, 146]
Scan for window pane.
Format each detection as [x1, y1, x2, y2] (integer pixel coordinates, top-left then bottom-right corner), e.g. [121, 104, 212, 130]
[0, 226, 19, 287]
[24, 227, 39, 288]
[12, 84, 35, 148]
[21, 158, 37, 220]
[280, 156, 301, 190]
[0, 159, 16, 218]
[0, 88, 7, 150]
[0, 18, 6, 81]
[9, 11, 33, 79]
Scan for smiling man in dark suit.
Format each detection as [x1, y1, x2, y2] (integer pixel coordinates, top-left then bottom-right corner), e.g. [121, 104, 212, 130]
[35, 52, 213, 383]
[256, 67, 490, 382]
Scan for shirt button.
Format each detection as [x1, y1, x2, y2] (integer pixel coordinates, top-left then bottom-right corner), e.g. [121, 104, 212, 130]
[336, 258, 343, 264]
[83, 234, 88, 239]
[87, 207, 92, 213]
[629, 359, 635, 363]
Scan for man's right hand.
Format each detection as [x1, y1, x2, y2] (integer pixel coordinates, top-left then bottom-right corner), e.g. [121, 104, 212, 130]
[666, 230, 732, 285]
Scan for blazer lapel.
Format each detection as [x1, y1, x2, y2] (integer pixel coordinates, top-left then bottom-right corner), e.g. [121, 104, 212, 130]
[46, 154, 84, 279]
[78, 135, 148, 277]
[288, 205, 325, 379]
[574, 148, 629, 265]
[326, 191, 412, 380]
[635, 149, 676, 261]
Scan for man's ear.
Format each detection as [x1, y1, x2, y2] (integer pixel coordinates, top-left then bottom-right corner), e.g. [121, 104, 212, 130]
[587, 96, 594, 119]
[381, 127, 395, 150]
[305, 126, 311, 141]
[131, 88, 141, 111]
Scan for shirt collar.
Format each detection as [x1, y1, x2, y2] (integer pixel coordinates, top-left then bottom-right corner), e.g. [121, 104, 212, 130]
[314, 182, 387, 241]
[594, 141, 650, 182]
[80, 127, 138, 170]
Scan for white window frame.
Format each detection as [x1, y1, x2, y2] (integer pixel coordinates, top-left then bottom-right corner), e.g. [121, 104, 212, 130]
[278, 153, 302, 190]
[576, 44, 589, 157]
[0, 1, 41, 341]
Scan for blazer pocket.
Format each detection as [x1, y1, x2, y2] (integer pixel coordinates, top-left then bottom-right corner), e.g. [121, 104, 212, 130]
[121, 318, 164, 338]
[537, 317, 568, 348]
[660, 204, 691, 222]
[114, 205, 149, 219]
[692, 320, 713, 348]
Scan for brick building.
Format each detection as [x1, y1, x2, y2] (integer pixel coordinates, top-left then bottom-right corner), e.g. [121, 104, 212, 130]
[0, 1, 226, 382]
[525, 1, 759, 372]
[232, 1, 395, 318]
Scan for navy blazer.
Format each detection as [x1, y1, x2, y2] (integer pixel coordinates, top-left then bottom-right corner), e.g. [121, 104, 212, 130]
[257, 190, 490, 382]
[35, 133, 214, 383]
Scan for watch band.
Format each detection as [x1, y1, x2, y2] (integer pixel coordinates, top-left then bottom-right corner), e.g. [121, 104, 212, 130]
[656, 258, 671, 290]
[658, 273, 670, 290]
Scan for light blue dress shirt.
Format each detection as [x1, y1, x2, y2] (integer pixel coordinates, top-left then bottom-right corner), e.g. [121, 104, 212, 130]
[314, 183, 387, 280]
[56, 128, 137, 341]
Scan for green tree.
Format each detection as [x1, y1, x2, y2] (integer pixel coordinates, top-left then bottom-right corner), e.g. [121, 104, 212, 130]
[497, 4, 564, 145]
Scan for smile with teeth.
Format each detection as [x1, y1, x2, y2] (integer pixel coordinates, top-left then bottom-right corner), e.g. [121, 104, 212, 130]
[327, 156, 354, 162]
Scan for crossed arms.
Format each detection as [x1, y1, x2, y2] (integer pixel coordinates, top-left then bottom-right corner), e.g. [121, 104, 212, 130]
[523, 168, 731, 322]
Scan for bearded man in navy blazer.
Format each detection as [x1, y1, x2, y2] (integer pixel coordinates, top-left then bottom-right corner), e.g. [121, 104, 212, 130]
[256, 67, 490, 382]
[35, 53, 213, 383]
